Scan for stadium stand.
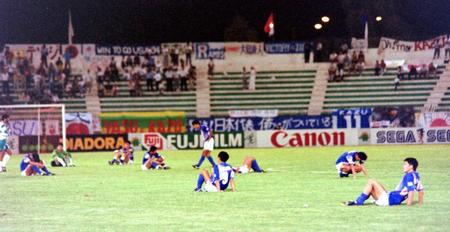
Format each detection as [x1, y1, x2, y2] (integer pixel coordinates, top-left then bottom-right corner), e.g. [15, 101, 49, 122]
[209, 69, 316, 116]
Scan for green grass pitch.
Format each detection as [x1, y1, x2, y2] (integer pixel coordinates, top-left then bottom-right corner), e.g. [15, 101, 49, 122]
[1, 145, 449, 231]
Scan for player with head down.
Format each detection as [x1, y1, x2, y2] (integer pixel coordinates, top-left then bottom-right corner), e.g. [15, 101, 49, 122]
[141, 146, 170, 170]
[194, 151, 236, 192]
[0, 114, 12, 172]
[343, 157, 424, 207]
[20, 152, 54, 176]
[233, 156, 265, 174]
[108, 141, 134, 165]
[191, 120, 216, 169]
[335, 151, 368, 178]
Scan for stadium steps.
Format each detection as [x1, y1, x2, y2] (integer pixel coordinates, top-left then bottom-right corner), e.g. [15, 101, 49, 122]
[210, 70, 316, 116]
[307, 63, 329, 115]
[426, 64, 450, 112]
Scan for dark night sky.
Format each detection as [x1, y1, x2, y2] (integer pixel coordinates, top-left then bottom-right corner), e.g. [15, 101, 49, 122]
[0, 0, 449, 44]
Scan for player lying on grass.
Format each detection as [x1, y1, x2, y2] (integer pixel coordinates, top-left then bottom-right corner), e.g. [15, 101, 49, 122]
[142, 146, 170, 170]
[51, 143, 75, 167]
[108, 141, 134, 165]
[335, 151, 367, 178]
[233, 156, 265, 174]
[343, 157, 424, 207]
[191, 120, 216, 169]
[194, 151, 236, 192]
[0, 114, 12, 172]
[20, 152, 54, 176]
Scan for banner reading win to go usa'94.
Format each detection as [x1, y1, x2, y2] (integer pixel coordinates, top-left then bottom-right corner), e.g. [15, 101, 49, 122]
[100, 111, 187, 135]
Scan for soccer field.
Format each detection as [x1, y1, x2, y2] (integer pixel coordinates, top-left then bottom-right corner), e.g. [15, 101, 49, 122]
[1, 145, 449, 232]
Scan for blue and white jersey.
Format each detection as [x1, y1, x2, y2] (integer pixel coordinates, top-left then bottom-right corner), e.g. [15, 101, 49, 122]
[211, 162, 235, 190]
[20, 155, 31, 172]
[122, 147, 134, 159]
[389, 171, 423, 205]
[0, 121, 10, 140]
[336, 151, 362, 165]
[200, 124, 211, 141]
[142, 152, 161, 165]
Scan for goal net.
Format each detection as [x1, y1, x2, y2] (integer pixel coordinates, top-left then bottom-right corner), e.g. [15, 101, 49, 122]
[0, 104, 66, 155]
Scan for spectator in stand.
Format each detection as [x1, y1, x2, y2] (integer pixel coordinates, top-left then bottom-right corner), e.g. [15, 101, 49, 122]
[173, 67, 181, 91]
[394, 75, 400, 91]
[336, 52, 345, 81]
[397, 66, 405, 80]
[133, 72, 142, 96]
[1, 68, 9, 96]
[154, 69, 163, 95]
[340, 43, 349, 54]
[179, 61, 188, 91]
[146, 67, 155, 91]
[314, 42, 323, 62]
[249, 66, 256, 91]
[304, 42, 312, 63]
[188, 65, 196, 90]
[41, 44, 49, 68]
[162, 46, 170, 68]
[329, 51, 338, 63]
[350, 51, 358, 74]
[380, 60, 387, 76]
[207, 58, 214, 79]
[328, 62, 337, 82]
[418, 64, 428, 79]
[185, 43, 193, 66]
[356, 60, 365, 76]
[165, 67, 174, 92]
[172, 45, 180, 66]
[133, 55, 141, 67]
[433, 42, 441, 59]
[242, 67, 248, 89]
[428, 62, 437, 79]
[374, 60, 381, 76]
[343, 53, 351, 71]
[408, 65, 418, 80]
[111, 81, 118, 97]
[445, 36, 450, 60]
[357, 51, 365, 64]
[83, 70, 93, 94]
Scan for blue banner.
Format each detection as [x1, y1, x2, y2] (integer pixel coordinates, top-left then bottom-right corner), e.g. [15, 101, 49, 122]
[187, 116, 332, 132]
[332, 108, 372, 129]
[194, 43, 225, 59]
[95, 44, 161, 56]
[264, 42, 304, 54]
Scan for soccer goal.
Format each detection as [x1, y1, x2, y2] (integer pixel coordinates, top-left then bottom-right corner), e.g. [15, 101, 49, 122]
[0, 104, 66, 154]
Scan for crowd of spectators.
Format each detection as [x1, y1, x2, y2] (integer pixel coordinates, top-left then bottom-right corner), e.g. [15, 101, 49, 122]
[97, 46, 196, 97]
[0, 45, 88, 105]
[328, 46, 366, 82]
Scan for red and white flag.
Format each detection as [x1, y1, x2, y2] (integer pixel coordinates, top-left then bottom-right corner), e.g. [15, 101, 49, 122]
[264, 13, 274, 37]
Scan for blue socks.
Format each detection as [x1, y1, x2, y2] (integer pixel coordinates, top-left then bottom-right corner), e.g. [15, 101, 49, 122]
[251, 160, 262, 172]
[196, 174, 204, 189]
[31, 166, 42, 175]
[207, 156, 216, 166]
[41, 166, 50, 175]
[355, 193, 369, 205]
[196, 156, 205, 167]
[151, 162, 158, 169]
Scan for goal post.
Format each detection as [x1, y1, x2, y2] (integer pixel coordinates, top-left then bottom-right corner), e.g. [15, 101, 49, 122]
[0, 104, 66, 154]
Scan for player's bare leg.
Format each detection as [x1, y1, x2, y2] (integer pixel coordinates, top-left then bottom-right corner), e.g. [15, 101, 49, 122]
[344, 179, 387, 206]
[194, 170, 212, 191]
[193, 150, 215, 169]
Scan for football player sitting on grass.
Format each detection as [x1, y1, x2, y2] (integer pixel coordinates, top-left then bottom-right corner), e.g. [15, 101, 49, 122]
[343, 157, 424, 207]
[194, 151, 236, 192]
[20, 152, 54, 176]
[50, 143, 75, 167]
[108, 141, 134, 165]
[233, 155, 265, 174]
[335, 151, 367, 178]
[142, 146, 170, 170]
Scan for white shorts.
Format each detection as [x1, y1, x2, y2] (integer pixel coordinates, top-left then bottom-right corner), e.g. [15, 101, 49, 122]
[336, 162, 347, 173]
[374, 191, 389, 206]
[204, 182, 218, 192]
[203, 138, 214, 151]
[239, 165, 249, 174]
[141, 165, 148, 171]
[21, 170, 27, 176]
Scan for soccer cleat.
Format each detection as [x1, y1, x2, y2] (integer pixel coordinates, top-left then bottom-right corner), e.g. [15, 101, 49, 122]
[339, 172, 350, 178]
[192, 164, 199, 169]
[163, 166, 171, 170]
[194, 188, 202, 192]
[342, 201, 357, 206]
[108, 161, 113, 165]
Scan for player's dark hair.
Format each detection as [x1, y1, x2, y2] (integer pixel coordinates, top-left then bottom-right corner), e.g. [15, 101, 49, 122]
[192, 120, 200, 126]
[218, 151, 229, 162]
[58, 143, 63, 147]
[31, 152, 41, 162]
[125, 140, 131, 144]
[404, 157, 419, 171]
[1, 114, 9, 120]
[357, 152, 367, 161]
[150, 146, 157, 152]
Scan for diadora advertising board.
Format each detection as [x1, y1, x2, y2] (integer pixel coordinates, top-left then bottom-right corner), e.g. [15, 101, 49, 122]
[254, 129, 358, 148]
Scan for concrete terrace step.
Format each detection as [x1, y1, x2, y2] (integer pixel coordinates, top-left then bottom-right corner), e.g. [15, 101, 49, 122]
[326, 86, 433, 93]
[211, 99, 310, 105]
[327, 81, 436, 88]
[211, 84, 313, 91]
[213, 70, 317, 75]
[211, 89, 312, 95]
[210, 79, 315, 85]
[211, 93, 312, 100]
[325, 92, 430, 98]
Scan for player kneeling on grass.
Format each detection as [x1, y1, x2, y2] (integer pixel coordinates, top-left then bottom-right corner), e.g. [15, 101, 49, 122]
[194, 151, 236, 192]
[20, 152, 54, 176]
[142, 146, 170, 170]
[233, 156, 264, 174]
[344, 157, 424, 207]
[335, 151, 367, 178]
[108, 141, 134, 165]
[51, 143, 75, 167]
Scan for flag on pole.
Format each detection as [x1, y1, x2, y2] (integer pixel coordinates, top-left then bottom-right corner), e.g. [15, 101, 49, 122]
[264, 13, 274, 37]
[68, 11, 74, 44]
[364, 21, 368, 47]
